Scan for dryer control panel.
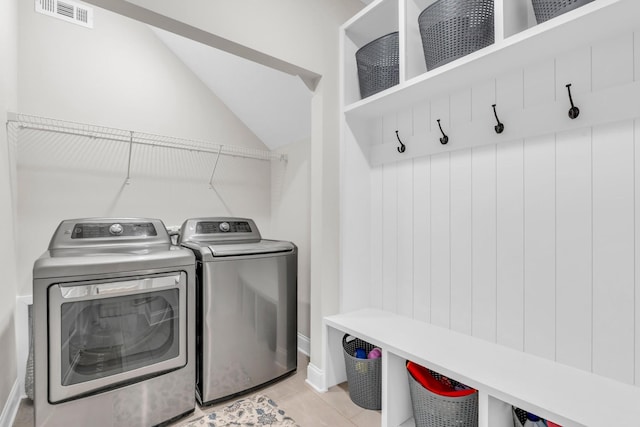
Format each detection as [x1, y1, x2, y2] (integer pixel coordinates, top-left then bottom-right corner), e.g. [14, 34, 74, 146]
[196, 221, 252, 234]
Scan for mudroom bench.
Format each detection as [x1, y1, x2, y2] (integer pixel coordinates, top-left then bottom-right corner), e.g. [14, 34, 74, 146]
[323, 309, 640, 427]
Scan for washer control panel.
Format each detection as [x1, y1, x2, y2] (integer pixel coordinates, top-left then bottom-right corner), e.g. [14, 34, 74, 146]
[48, 218, 171, 252]
[71, 222, 158, 239]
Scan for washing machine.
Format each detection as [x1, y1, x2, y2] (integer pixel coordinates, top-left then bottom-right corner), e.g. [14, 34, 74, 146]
[179, 217, 297, 405]
[33, 218, 196, 427]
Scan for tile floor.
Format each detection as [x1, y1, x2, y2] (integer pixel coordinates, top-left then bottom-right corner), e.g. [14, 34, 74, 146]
[12, 352, 381, 427]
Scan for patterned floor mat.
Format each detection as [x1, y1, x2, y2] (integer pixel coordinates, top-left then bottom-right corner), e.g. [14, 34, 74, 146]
[183, 394, 299, 427]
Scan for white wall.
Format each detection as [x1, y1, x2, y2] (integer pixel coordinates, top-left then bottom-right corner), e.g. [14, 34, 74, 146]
[107, 0, 365, 368]
[342, 29, 640, 386]
[270, 139, 311, 338]
[15, 3, 272, 298]
[0, 0, 19, 421]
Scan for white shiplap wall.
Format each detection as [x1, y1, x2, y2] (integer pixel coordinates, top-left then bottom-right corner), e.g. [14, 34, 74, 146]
[341, 29, 640, 386]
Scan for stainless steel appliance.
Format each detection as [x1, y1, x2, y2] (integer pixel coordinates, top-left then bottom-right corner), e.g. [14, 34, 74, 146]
[33, 218, 196, 427]
[179, 217, 297, 405]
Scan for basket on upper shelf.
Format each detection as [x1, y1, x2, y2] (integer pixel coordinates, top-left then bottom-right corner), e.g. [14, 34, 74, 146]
[355, 32, 399, 99]
[531, 0, 595, 24]
[418, 0, 494, 71]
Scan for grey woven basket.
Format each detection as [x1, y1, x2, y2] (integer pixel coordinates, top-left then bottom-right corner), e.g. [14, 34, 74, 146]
[342, 334, 382, 410]
[355, 32, 399, 99]
[418, 0, 494, 70]
[531, 0, 594, 24]
[512, 406, 528, 426]
[408, 366, 478, 427]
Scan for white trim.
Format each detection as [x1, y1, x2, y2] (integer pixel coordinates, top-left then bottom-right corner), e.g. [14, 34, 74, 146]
[304, 362, 327, 393]
[0, 380, 21, 427]
[15, 295, 32, 400]
[297, 333, 310, 356]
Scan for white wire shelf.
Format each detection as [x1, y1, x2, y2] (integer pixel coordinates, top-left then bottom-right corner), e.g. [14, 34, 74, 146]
[7, 112, 286, 187]
[7, 112, 286, 162]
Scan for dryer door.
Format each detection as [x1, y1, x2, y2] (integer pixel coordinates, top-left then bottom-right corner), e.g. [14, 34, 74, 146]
[47, 272, 187, 403]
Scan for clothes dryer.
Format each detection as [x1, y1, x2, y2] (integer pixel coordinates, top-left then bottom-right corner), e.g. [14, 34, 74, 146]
[33, 218, 196, 427]
[179, 217, 297, 405]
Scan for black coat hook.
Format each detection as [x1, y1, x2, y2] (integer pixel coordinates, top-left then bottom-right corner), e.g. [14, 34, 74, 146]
[492, 104, 504, 134]
[437, 119, 448, 145]
[395, 130, 406, 153]
[566, 84, 580, 119]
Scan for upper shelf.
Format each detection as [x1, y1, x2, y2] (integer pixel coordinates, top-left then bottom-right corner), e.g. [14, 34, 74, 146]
[341, 0, 637, 120]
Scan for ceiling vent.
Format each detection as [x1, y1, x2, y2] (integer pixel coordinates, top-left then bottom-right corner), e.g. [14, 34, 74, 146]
[35, 0, 93, 29]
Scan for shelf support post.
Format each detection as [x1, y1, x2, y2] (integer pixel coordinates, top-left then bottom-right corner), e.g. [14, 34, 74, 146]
[209, 145, 223, 189]
[125, 131, 133, 185]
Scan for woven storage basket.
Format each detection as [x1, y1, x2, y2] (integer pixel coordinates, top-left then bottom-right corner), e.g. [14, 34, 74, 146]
[342, 334, 382, 410]
[531, 0, 594, 24]
[512, 407, 560, 427]
[418, 0, 494, 70]
[512, 407, 528, 426]
[355, 32, 399, 99]
[407, 363, 478, 427]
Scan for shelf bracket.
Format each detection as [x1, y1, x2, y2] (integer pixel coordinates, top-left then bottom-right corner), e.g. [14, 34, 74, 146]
[125, 131, 133, 185]
[208, 145, 223, 189]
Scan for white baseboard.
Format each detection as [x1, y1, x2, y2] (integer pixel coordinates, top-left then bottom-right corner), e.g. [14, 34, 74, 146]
[0, 380, 21, 427]
[297, 333, 310, 356]
[305, 362, 327, 393]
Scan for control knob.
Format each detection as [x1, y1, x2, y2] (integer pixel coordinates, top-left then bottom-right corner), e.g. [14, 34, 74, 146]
[109, 223, 124, 235]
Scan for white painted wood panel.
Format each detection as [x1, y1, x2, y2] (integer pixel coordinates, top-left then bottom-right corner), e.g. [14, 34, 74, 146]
[555, 127, 592, 373]
[592, 120, 635, 384]
[636, 118, 640, 387]
[397, 158, 414, 317]
[382, 162, 398, 313]
[370, 164, 384, 309]
[412, 101, 430, 142]
[451, 88, 472, 128]
[524, 59, 555, 109]
[496, 69, 523, 113]
[340, 122, 373, 312]
[369, 81, 640, 166]
[472, 145, 497, 342]
[450, 149, 473, 335]
[591, 32, 634, 92]
[555, 45, 591, 100]
[496, 140, 524, 351]
[369, 117, 384, 310]
[635, 31, 639, 83]
[343, 24, 640, 391]
[471, 79, 496, 128]
[413, 156, 431, 322]
[396, 109, 414, 316]
[523, 134, 556, 361]
[430, 152, 451, 328]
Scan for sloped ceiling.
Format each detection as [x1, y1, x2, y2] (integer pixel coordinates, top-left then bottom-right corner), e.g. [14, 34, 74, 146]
[151, 27, 313, 150]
